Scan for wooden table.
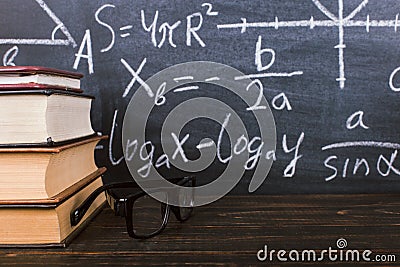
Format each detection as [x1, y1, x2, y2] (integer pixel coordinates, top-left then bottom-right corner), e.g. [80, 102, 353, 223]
[0, 194, 399, 266]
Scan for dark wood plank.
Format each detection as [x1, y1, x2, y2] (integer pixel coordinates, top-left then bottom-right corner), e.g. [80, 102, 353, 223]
[0, 194, 399, 266]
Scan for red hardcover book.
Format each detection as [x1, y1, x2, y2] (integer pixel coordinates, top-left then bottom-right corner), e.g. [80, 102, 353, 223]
[0, 66, 83, 91]
[0, 83, 83, 93]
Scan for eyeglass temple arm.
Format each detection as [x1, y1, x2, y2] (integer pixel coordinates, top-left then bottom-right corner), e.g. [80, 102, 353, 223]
[70, 176, 195, 226]
[70, 182, 137, 226]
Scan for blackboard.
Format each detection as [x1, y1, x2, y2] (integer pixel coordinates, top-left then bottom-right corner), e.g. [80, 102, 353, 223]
[1, 0, 400, 194]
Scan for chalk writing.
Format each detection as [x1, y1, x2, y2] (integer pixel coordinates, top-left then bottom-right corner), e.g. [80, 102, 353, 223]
[120, 58, 153, 98]
[282, 132, 305, 177]
[346, 111, 369, 130]
[73, 29, 94, 74]
[124, 117, 301, 177]
[141, 8, 207, 48]
[322, 142, 400, 180]
[155, 82, 166, 106]
[173, 86, 200, 93]
[95, 4, 115, 53]
[322, 141, 400, 151]
[0, 0, 76, 47]
[201, 3, 218, 16]
[389, 66, 400, 91]
[218, 0, 399, 89]
[119, 25, 133, 38]
[235, 35, 303, 80]
[204, 77, 220, 82]
[271, 93, 292, 111]
[2, 0, 400, 193]
[2, 46, 18, 66]
[171, 132, 190, 163]
[246, 79, 267, 111]
[174, 76, 194, 82]
[323, 150, 400, 181]
[109, 109, 124, 166]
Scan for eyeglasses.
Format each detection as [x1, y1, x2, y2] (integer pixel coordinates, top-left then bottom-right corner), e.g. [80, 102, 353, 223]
[70, 176, 195, 239]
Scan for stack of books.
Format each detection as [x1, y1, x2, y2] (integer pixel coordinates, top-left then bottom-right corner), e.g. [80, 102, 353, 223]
[0, 66, 106, 247]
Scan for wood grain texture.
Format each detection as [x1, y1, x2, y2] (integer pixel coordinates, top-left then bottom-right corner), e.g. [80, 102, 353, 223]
[0, 194, 399, 266]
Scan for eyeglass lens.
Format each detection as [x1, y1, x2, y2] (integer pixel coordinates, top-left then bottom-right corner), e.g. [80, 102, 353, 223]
[177, 178, 194, 221]
[131, 195, 167, 237]
[129, 177, 195, 238]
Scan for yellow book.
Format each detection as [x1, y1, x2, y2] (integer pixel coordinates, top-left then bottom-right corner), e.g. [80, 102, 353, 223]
[0, 135, 106, 200]
[0, 167, 106, 247]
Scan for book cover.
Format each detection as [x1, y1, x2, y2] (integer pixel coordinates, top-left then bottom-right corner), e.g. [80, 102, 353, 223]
[0, 83, 83, 93]
[0, 167, 107, 247]
[0, 135, 107, 200]
[0, 66, 83, 90]
[0, 66, 83, 79]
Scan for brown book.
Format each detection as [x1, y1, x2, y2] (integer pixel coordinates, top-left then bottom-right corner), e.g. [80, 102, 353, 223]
[0, 66, 83, 90]
[0, 135, 107, 200]
[0, 167, 106, 247]
[0, 90, 95, 145]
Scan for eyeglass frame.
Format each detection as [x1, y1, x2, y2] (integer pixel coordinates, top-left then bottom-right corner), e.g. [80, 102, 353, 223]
[70, 176, 196, 239]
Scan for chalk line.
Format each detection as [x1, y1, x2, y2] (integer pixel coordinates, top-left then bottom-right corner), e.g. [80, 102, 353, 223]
[205, 77, 220, 82]
[34, 0, 76, 47]
[322, 141, 400, 151]
[235, 71, 303, 80]
[121, 58, 154, 98]
[196, 141, 214, 149]
[173, 76, 194, 82]
[173, 86, 199, 92]
[217, 0, 398, 89]
[120, 25, 133, 31]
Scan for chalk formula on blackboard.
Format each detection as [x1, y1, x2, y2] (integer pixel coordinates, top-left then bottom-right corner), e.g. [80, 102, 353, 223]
[1, 0, 400, 194]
